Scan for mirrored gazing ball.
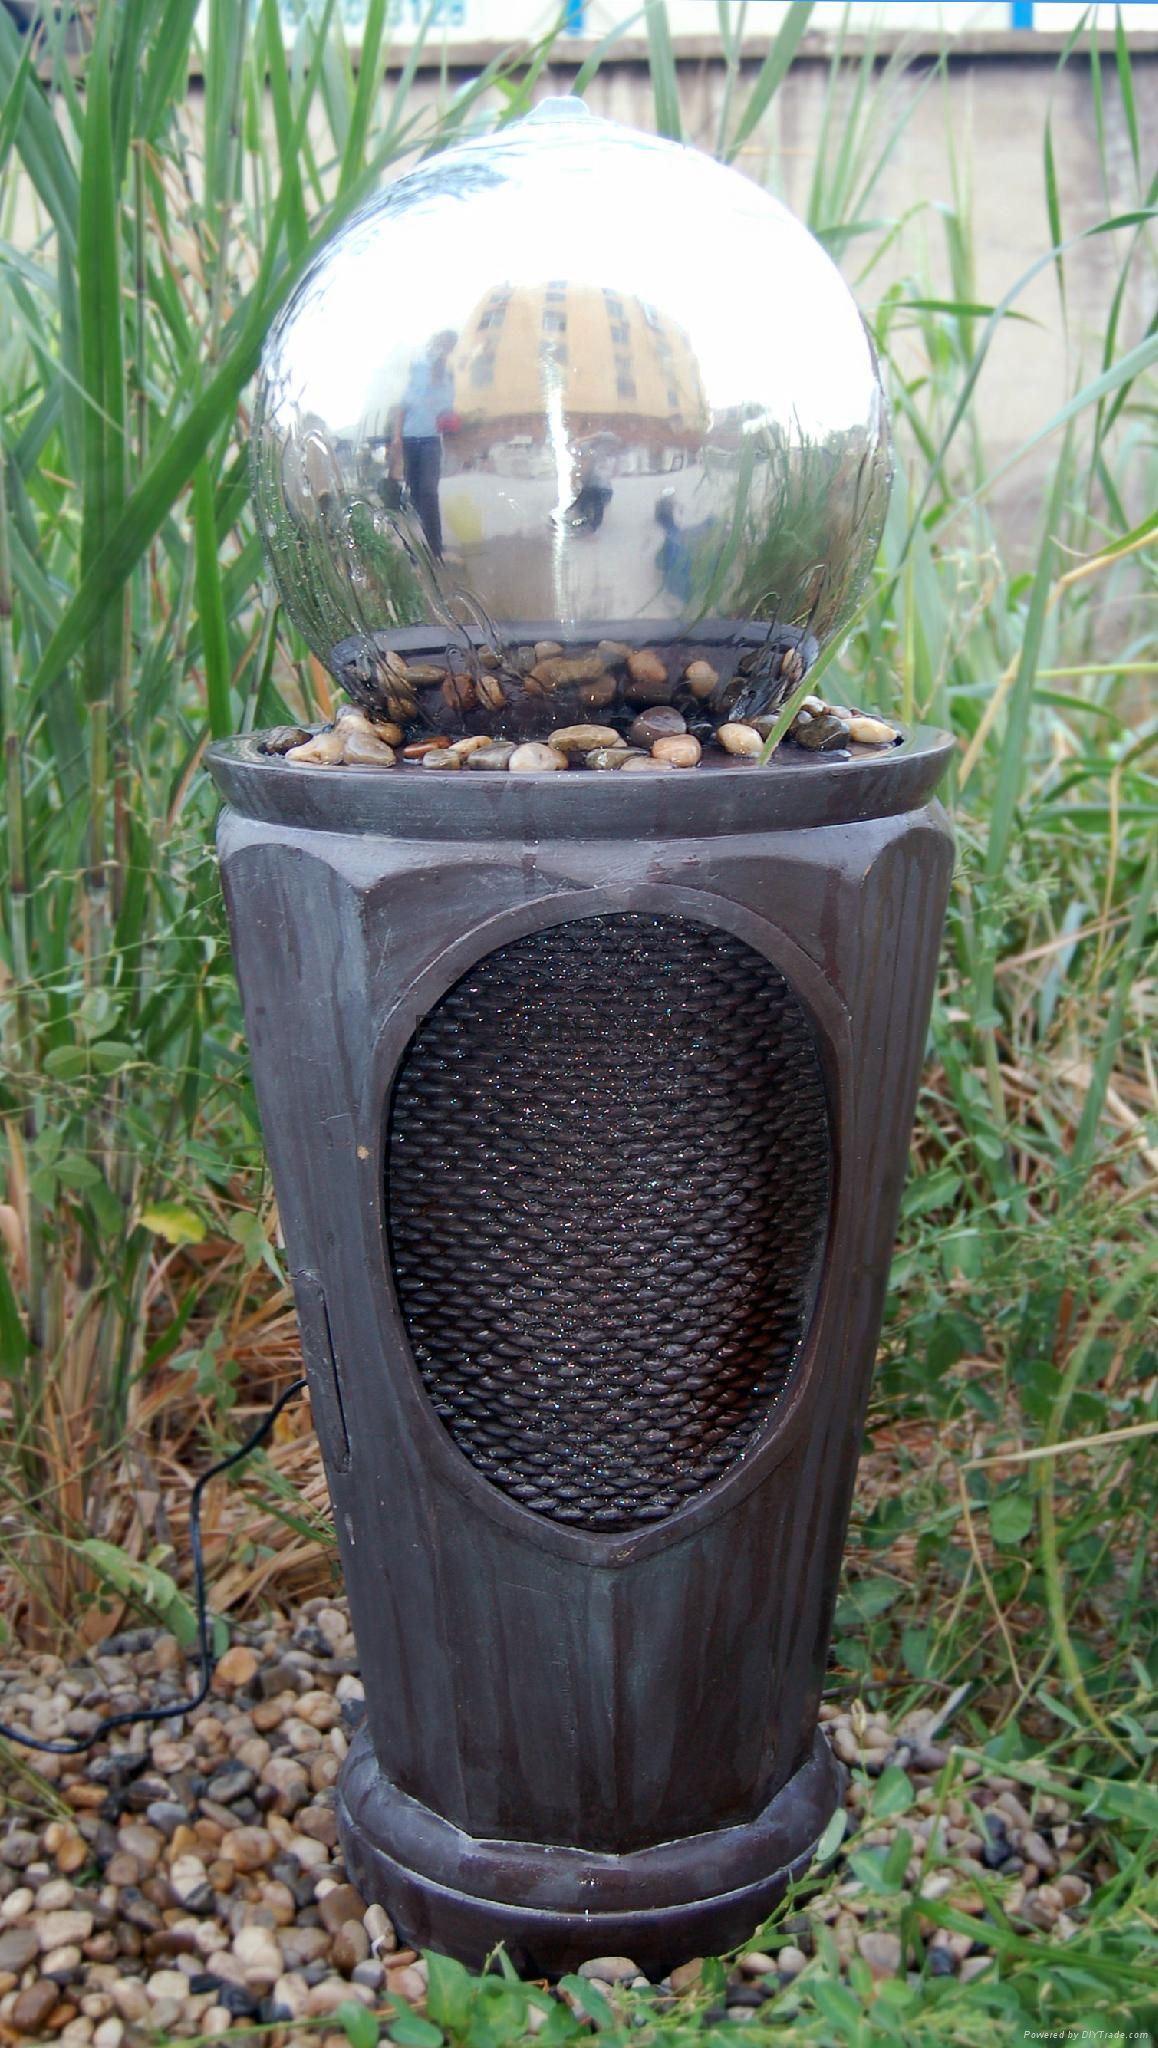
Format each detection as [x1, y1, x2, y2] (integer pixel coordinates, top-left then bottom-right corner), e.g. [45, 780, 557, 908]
[252, 98, 893, 684]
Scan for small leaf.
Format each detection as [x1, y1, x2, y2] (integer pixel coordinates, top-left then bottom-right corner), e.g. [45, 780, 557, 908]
[835, 1576, 903, 1626]
[901, 1626, 930, 1679]
[88, 1179, 124, 1237]
[814, 1805, 848, 1862]
[813, 1980, 864, 2030]
[75, 1539, 199, 1648]
[529, 1999, 580, 2045]
[56, 1154, 102, 1190]
[883, 1827, 913, 1888]
[140, 1204, 206, 1247]
[88, 1040, 136, 1074]
[901, 1166, 960, 1219]
[76, 987, 117, 1041]
[387, 2012, 443, 2048]
[989, 1491, 1034, 1548]
[847, 1847, 896, 1894]
[42, 1045, 91, 1080]
[335, 2000, 380, 2048]
[872, 1767, 916, 1818]
[973, 1126, 1007, 1162]
[1082, 1777, 1158, 1833]
[423, 1951, 473, 2035]
[558, 1975, 614, 2029]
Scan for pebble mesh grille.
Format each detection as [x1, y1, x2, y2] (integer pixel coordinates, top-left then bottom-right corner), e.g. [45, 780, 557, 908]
[386, 914, 831, 1529]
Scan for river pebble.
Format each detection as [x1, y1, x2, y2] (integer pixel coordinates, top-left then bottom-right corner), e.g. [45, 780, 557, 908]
[683, 659, 719, 697]
[652, 735, 702, 768]
[446, 734, 494, 762]
[508, 743, 568, 772]
[284, 729, 344, 767]
[548, 724, 622, 754]
[717, 722, 764, 758]
[530, 652, 606, 688]
[627, 707, 686, 746]
[847, 714, 899, 745]
[625, 649, 668, 689]
[792, 710, 850, 751]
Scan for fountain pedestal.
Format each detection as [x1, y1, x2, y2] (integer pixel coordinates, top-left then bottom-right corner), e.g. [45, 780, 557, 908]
[208, 719, 952, 1974]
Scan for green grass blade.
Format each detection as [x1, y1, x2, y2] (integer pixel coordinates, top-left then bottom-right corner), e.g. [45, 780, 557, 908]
[984, 442, 1073, 885]
[0, 26, 33, 181]
[136, 0, 201, 145]
[261, 0, 310, 260]
[723, 1, 814, 162]
[571, 6, 646, 97]
[110, 0, 153, 184]
[1043, 111, 1065, 319]
[339, 0, 389, 191]
[644, 0, 682, 142]
[0, 6, 78, 252]
[204, 0, 253, 219]
[192, 462, 232, 741]
[77, 0, 127, 707]
[315, 0, 355, 168]
[1114, 7, 1141, 186]
[1067, 851, 1157, 1188]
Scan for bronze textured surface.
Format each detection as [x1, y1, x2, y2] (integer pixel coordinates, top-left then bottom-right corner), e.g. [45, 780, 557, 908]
[386, 913, 831, 1529]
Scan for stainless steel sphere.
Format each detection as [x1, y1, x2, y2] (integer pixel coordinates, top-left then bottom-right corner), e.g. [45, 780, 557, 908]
[253, 98, 891, 672]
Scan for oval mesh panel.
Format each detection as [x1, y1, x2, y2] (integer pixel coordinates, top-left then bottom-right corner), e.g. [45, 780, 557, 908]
[386, 914, 831, 1530]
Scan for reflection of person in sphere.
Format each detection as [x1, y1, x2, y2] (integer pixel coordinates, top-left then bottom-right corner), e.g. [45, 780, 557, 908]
[561, 437, 614, 532]
[394, 330, 457, 559]
[654, 488, 721, 603]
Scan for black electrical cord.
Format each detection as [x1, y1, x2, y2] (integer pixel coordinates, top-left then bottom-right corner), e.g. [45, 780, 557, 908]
[0, 1377, 307, 1758]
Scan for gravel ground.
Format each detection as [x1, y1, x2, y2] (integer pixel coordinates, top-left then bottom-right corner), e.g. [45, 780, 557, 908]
[0, 1601, 1095, 2041]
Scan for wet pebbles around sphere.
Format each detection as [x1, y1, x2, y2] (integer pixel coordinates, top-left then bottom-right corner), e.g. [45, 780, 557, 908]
[446, 734, 495, 761]
[717, 722, 764, 758]
[586, 746, 645, 770]
[284, 729, 345, 767]
[258, 726, 312, 757]
[508, 742, 568, 773]
[792, 711, 851, 752]
[848, 713, 900, 745]
[682, 660, 719, 698]
[628, 707, 687, 747]
[652, 734, 702, 768]
[272, 640, 903, 775]
[548, 725, 622, 756]
[335, 731, 397, 768]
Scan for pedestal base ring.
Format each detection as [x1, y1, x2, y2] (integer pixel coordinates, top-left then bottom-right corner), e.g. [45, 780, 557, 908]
[336, 1725, 844, 1976]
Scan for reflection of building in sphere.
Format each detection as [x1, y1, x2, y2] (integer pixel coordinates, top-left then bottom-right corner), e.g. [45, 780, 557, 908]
[252, 101, 893, 651]
[450, 284, 709, 475]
